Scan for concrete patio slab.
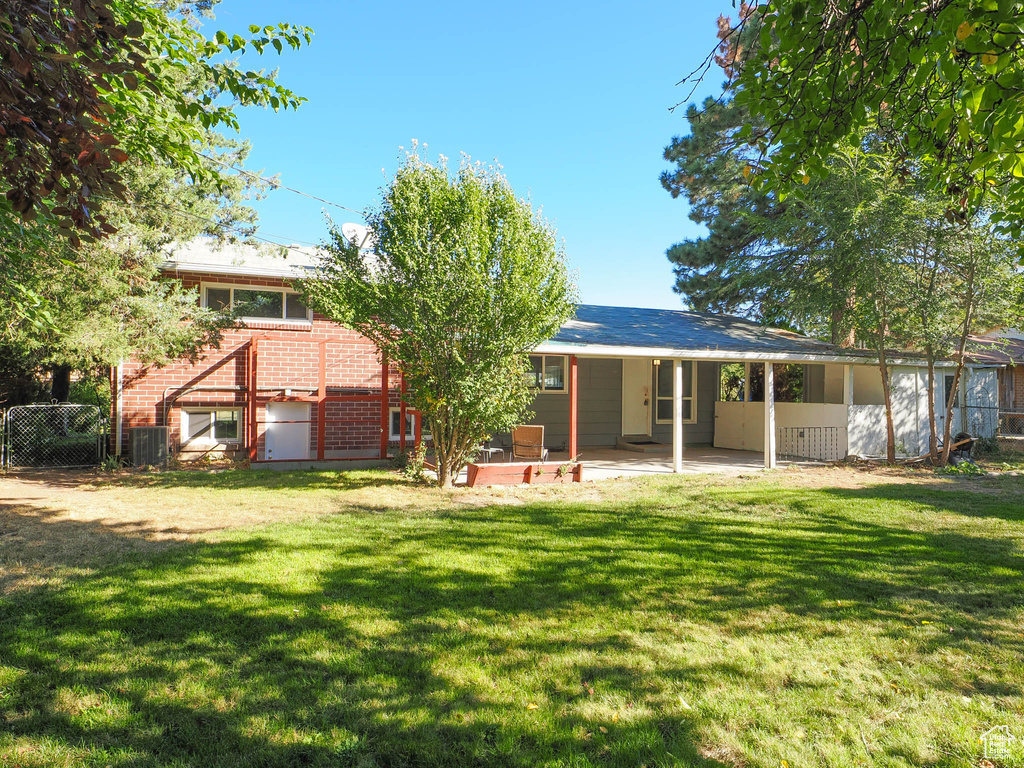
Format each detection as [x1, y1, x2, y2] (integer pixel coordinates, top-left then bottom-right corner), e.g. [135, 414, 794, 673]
[460, 445, 768, 484]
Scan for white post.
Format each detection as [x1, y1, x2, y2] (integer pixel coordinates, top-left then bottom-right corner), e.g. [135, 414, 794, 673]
[764, 362, 777, 468]
[673, 359, 684, 473]
[842, 364, 852, 459]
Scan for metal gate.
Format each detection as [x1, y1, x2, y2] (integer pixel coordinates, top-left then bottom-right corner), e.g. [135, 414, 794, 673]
[965, 379, 999, 438]
[2, 404, 107, 469]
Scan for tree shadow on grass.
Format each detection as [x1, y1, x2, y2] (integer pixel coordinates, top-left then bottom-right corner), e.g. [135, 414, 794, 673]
[2, 479, 1023, 766]
[2, 467, 410, 494]
[99, 467, 411, 493]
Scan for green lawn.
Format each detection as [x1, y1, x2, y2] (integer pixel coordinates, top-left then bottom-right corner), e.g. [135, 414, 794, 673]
[2, 470, 1023, 767]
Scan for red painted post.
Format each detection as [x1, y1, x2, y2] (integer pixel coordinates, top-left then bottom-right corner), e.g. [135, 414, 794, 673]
[317, 341, 327, 461]
[379, 353, 389, 459]
[399, 371, 407, 454]
[413, 409, 422, 450]
[568, 354, 579, 459]
[248, 338, 259, 462]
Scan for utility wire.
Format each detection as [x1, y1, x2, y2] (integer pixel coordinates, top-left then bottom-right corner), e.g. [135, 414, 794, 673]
[198, 154, 366, 217]
[160, 203, 325, 255]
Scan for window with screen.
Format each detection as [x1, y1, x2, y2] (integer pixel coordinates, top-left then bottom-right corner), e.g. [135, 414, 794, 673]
[203, 285, 310, 321]
[183, 409, 241, 444]
[525, 355, 567, 393]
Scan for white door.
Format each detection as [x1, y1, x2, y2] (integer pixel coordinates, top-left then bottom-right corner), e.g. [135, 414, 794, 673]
[266, 402, 310, 460]
[621, 358, 652, 435]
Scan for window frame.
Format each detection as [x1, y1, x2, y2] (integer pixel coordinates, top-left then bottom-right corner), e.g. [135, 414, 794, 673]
[181, 408, 243, 446]
[527, 354, 568, 394]
[389, 408, 416, 441]
[943, 374, 962, 409]
[388, 408, 431, 443]
[201, 281, 311, 323]
[654, 360, 697, 425]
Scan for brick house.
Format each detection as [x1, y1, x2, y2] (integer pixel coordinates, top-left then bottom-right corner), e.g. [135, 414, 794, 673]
[115, 240, 1005, 470]
[112, 241, 421, 467]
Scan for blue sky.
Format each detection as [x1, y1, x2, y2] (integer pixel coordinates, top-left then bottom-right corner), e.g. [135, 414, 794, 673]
[213, 0, 734, 309]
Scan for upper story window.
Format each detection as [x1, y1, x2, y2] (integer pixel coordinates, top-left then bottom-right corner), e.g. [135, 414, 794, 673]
[525, 355, 567, 393]
[203, 284, 310, 321]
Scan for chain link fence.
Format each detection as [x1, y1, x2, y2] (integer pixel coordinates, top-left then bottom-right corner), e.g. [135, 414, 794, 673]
[999, 411, 1024, 438]
[2, 404, 107, 469]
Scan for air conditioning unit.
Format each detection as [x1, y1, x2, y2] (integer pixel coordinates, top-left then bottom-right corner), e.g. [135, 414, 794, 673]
[129, 426, 168, 467]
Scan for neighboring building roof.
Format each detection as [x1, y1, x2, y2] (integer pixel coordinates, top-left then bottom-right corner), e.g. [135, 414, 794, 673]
[160, 238, 323, 279]
[537, 304, 892, 364]
[967, 334, 1024, 365]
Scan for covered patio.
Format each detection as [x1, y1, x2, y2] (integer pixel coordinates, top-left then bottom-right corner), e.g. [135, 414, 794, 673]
[511, 305, 885, 473]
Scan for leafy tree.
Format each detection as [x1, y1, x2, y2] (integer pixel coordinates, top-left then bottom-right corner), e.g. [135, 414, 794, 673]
[302, 149, 576, 488]
[702, 0, 1024, 238]
[1, 0, 308, 403]
[0, 140, 265, 403]
[670, 8, 1024, 463]
[1, 0, 310, 239]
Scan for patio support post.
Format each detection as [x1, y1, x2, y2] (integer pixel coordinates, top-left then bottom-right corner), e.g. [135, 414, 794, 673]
[399, 371, 407, 454]
[379, 354, 389, 459]
[317, 341, 326, 461]
[568, 355, 579, 458]
[843, 364, 852, 407]
[764, 362, 777, 468]
[673, 359, 684, 473]
[248, 338, 259, 462]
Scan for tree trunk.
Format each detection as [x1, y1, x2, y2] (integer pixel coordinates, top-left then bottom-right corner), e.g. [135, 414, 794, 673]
[51, 365, 71, 402]
[940, 245, 977, 466]
[877, 344, 897, 463]
[874, 278, 897, 463]
[926, 347, 939, 465]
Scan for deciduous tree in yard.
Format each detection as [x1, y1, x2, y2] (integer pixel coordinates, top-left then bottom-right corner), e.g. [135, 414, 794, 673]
[302, 150, 576, 488]
[699, 0, 1024, 240]
[0, 0, 309, 403]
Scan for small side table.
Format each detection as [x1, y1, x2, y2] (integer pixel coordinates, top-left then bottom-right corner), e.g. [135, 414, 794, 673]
[477, 447, 505, 464]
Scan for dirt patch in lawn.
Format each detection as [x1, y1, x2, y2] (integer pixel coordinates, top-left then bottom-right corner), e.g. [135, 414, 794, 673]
[2, 463, 1017, 593]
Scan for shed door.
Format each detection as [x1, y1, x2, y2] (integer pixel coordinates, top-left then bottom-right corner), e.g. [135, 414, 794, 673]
[265, 402, 310, 461]
[621, 359, 652, 435]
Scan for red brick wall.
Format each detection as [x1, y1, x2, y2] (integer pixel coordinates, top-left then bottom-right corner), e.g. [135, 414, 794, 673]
[115, 270, 405, 461]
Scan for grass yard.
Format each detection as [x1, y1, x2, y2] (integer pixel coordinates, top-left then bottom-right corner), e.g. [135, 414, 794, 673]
[1, 467, 1023, 767]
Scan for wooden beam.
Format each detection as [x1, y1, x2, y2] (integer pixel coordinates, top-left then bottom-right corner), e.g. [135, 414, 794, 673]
[568, 355, 579, 458]
[764, 362, 777, 469]
[399, 370, 407, 454]
[248, 338, 259, 462]
[317, 341, 326, 461]
[379, 353, 389, 459]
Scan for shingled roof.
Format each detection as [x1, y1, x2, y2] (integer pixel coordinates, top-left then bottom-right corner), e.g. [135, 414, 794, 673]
[535, 304, 877, 362]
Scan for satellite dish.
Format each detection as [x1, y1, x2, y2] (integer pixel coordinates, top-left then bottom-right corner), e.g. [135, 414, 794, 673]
[341, 222, 373, 250]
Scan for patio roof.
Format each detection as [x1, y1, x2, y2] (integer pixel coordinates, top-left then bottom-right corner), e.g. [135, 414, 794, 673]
[535, 304, 879, 363]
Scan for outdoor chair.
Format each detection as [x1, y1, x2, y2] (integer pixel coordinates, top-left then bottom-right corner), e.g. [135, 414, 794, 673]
[511, 425, 548, 462]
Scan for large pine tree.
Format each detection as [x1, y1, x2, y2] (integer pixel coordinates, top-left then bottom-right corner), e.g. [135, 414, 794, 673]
[661, 9, 861, 345]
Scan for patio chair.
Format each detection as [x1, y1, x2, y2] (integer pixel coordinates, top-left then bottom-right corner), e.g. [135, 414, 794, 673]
[511, 425, 548, 462]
